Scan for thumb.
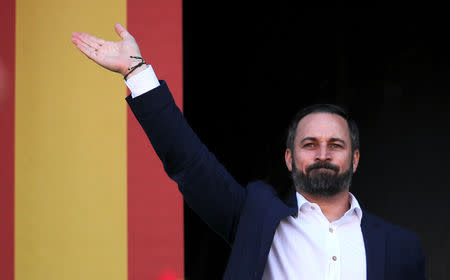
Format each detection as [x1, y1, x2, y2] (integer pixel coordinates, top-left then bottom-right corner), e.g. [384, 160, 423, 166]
[114, 23, 131, 39]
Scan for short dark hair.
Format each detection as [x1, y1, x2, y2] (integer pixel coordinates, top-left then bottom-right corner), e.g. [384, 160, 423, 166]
[286, 104, 360, 153]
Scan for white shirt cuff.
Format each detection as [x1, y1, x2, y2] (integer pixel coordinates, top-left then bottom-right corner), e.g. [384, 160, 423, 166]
[125, 65, 160, 98]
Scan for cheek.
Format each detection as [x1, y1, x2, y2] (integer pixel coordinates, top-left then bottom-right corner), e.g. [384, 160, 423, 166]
[335, 152, 353, 170]
[294, 151, 314, 171]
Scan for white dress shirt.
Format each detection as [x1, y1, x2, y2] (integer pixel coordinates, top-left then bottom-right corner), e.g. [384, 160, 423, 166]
[262, 192, 366, 280]
[125, 68, 367, 280]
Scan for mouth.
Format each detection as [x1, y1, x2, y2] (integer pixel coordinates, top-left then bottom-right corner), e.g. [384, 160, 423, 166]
[306, 162, 340, 174]
[309, 167, 337, 175]
[314, 167, 335, 171]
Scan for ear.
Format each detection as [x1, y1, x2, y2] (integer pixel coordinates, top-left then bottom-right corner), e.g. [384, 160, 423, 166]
[285, 148, 293, 172]
[352, 149, 360, 173]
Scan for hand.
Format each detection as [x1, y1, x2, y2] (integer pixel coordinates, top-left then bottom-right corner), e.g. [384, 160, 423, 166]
[72, 23, 146, 77]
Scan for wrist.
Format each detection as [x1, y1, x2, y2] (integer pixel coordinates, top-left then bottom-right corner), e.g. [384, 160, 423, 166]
[124, 64, 148, 80]
[123, 56, 147, 80]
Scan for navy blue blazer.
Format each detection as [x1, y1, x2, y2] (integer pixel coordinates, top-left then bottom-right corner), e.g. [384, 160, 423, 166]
[126, 81, 425, 280]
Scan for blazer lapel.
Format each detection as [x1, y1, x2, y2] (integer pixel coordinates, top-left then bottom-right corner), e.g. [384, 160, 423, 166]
[255, 195, 297, 279]
[361, 212, 387, 280]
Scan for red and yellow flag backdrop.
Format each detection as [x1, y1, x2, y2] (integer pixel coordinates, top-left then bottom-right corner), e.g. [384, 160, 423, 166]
[0, 0, 183, 279]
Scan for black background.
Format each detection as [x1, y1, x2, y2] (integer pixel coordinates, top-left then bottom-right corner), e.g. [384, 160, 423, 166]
[183, 6, 450, 279]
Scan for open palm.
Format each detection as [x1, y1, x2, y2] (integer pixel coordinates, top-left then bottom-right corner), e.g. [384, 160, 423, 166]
[72, 23, 142, 76]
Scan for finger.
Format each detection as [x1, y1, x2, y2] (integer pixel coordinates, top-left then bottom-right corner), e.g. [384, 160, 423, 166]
[72, 36, 94, 52]
[78, 33, 102, 50]
[114, 23, 131, 39]
[83, 33, 105, 45]
[72, 37, 97, 60]
[72, 32, 82, 43]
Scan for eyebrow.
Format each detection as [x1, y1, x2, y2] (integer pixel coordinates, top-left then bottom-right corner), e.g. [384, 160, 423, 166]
[300, 137, 346, 145]
[300, 137, 318, 144]
[330, 138, 346, 145]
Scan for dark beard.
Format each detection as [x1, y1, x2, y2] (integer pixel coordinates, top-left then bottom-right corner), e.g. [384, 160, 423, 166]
[291, 159, 353, 197]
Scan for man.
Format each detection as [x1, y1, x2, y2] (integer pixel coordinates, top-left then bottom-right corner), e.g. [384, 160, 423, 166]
[72, 24, 425, 280]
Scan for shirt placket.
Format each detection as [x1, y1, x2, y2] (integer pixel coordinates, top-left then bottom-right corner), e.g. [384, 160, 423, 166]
[326, 222, 341, 280]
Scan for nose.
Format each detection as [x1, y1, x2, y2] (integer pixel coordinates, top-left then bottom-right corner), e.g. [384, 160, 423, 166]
[316, 144, 331, 162]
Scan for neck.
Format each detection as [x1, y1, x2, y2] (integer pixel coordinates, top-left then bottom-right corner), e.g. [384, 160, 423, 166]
[298, 190, 351, 222]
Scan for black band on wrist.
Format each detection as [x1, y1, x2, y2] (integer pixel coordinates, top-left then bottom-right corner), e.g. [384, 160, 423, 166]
[124, 56, 146, 80]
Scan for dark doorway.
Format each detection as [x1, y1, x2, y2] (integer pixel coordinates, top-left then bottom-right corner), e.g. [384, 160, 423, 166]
[183, 6, 450, 279]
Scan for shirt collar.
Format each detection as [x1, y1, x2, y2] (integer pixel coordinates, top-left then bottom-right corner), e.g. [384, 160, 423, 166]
[295, 191, 363, 222]
[348, 192, 363, 221]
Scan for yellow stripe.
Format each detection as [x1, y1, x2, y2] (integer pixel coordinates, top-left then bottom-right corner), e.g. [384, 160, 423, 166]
[15, 1, 127, 279]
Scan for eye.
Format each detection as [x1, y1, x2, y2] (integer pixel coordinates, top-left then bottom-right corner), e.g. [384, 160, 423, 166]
[303, 143, 316, 148]
[330, 143, 343, 149]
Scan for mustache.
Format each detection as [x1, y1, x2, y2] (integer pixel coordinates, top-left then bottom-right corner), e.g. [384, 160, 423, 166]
[306, 162, 339, 173]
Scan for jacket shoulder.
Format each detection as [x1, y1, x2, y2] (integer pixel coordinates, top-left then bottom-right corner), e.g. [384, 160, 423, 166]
[363, 212, 420, 241]
[246, 181, 278, 196]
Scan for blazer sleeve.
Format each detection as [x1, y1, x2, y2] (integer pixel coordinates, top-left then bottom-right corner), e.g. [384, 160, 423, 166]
[126, 81, 246, 244]
[408, 234, 425, 280]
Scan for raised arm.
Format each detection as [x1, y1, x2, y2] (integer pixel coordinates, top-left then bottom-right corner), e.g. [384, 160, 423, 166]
[71, 24, 247, 243]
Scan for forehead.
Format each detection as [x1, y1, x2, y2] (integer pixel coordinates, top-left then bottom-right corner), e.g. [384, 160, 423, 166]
[296, 112, 351, 141]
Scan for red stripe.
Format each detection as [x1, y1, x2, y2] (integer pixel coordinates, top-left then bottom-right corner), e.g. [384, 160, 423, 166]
[127, 1, 184, 279]
[0, 0, 15, 279]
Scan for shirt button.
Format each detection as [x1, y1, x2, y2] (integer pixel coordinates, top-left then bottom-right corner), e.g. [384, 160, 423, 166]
[311, 206, 315, 210]
[332, 256, 337, 261]
[329, 228, 334, 233]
